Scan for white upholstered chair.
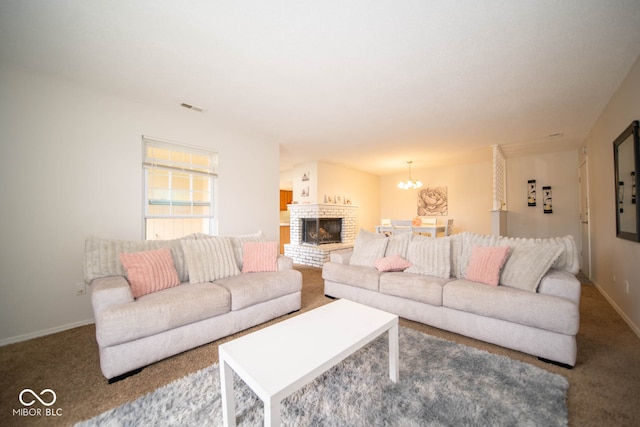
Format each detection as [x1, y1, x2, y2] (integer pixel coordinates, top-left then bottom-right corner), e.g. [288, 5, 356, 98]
[391, 220, 413, 235]
[444, 218, 454, 236]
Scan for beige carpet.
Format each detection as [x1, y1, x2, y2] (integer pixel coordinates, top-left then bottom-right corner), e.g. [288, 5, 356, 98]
[1, 266, 639, 426]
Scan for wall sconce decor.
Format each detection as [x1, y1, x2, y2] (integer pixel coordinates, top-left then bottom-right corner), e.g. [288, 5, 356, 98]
[528, 180, 536, 206]
[543, 186, 553, 214]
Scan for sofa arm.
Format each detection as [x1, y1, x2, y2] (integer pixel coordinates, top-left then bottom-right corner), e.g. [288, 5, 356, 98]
[330, 249, 353, 265]
[538, 270, 581, 304]
[277, 255, 294, 271]
[90, 276, 134, 315]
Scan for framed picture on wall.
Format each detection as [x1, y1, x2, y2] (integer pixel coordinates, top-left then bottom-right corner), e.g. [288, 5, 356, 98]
[528, 180, 536, 206]
[417, 186, 448, 216]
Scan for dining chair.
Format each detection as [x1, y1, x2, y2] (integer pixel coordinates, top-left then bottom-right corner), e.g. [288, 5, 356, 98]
[414, 217, 437, 237]
[444, 218, 454, 236]
[391, 220, 413, 235]
[421, 217, 437, 226]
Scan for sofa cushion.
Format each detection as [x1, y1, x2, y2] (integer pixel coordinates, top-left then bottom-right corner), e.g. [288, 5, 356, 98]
[322, 261, 382, 291]
[405, 235, 451, 278]
[500, 244, 563, 292]
[443, 279, 579, 335]
[379, 272, 449, 306]
[181, 237, 240, 283]
[241, 241, 278, 273]
[374, 255, 412, 272]
[350, 229, 389, 267]
[214, 269, 302, 311]
[95, 282, 231, 347]
[118, 247, 181, 298]
[465, 246, 510, 286]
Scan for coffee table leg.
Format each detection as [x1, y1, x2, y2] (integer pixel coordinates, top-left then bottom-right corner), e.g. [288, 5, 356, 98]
[220, 359, 236, 427]
[264, 398, 281, 427]
[389, 322, 399, 382]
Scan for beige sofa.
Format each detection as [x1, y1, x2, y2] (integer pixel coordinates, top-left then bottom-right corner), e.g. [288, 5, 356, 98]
[84, 232, 302, 382]
[323, 231, 581, 367]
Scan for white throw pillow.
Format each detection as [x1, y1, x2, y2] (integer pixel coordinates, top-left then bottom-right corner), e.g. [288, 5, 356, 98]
[350, 229, 389, 267]
[181, 237, 240, 283]
[384, 232, 411, 258]
[499, 244, 564, 292]
[405, 235, 451, 278]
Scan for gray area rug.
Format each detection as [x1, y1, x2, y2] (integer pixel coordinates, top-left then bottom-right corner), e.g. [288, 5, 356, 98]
[76, 327, 568, 426]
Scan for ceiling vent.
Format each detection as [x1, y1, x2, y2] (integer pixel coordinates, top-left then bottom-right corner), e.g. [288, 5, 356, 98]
[180, 102, 204, 112]
[546, 132, 563, 139]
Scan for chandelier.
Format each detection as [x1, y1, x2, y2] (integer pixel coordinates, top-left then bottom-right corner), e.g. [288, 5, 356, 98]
[397, 161, 423, 190]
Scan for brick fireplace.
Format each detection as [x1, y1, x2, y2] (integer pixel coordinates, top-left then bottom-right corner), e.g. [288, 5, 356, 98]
[284, 204, 358, 267]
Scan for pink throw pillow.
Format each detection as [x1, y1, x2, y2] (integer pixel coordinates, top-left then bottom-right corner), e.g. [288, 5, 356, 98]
[465, 246, 510, 286]
[119, 247, 181, 298]
[374, 254, 413, 272]
[242, 241, 278, 273]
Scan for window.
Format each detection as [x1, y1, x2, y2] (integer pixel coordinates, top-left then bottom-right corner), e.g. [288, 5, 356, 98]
[143, 137, 217, 240]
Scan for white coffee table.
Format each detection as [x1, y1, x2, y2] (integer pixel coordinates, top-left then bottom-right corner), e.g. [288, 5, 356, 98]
[218, 299, 399, 427]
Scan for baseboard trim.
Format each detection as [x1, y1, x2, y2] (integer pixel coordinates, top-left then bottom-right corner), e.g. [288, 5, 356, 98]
[0, 319, 95, 347]
[591, 279, 640, 339]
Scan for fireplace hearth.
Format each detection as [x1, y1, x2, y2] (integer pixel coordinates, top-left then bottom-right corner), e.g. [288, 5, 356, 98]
[302, 217, 342, 245]
[285, 204, 357, 267]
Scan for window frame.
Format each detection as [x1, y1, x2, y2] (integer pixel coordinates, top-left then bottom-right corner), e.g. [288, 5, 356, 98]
[142, 136, 218, 240]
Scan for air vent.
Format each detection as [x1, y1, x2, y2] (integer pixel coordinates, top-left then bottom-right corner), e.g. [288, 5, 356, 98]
[180, 102, 204, 112]
[546, 132, 563, 139]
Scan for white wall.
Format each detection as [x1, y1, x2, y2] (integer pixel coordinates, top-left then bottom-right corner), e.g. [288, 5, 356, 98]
[289, 161, 380, 232]
[0, 65, 281, 343]
[379, 161, 493, 235]
[506, 151, 581, 243]
[586, 54, 640, 335]
[317, 162, 380, 232]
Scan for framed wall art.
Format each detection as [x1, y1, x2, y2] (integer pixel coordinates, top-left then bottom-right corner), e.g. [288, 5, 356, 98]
[613, 120, 640, 241]
[417, 186, 448, 216]
[528, 180, 536, 206]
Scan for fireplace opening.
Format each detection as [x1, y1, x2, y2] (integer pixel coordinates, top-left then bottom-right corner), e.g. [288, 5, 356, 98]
[302, 218, 342, 245]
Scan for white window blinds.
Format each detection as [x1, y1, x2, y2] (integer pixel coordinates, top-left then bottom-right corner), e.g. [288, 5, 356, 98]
[143, 137, 217, 239]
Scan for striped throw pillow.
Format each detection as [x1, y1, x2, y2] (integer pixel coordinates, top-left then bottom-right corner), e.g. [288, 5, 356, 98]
[181, 237, 240, 283]
[405, 235, 451, 278]
[242, 241, 278, 273]
[465, 246, 510, 286]
[119, 247, 180, 298]
[373, 254, 412, 272]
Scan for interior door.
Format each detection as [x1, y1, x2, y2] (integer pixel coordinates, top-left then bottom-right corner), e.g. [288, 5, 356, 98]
[579, 158, 590, 277]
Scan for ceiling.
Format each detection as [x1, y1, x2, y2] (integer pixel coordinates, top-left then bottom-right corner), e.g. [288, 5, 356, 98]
[2, 1, 640, 175]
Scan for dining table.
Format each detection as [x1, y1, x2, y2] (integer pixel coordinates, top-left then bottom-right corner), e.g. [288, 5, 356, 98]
[375, 224, 445, 237]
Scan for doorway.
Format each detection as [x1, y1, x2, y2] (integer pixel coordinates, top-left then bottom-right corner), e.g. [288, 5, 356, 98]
[579, 156, 591, 277]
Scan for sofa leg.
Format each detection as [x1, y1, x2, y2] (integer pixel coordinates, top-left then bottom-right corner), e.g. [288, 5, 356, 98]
[538, 357, 574, 369]
[324, 294, 338, 300]
[108, 367, 144, 384]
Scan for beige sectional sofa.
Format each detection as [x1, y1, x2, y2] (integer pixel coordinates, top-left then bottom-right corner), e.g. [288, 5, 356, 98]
[84, 232, 302, 382]
[323, 231, 581, 367]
